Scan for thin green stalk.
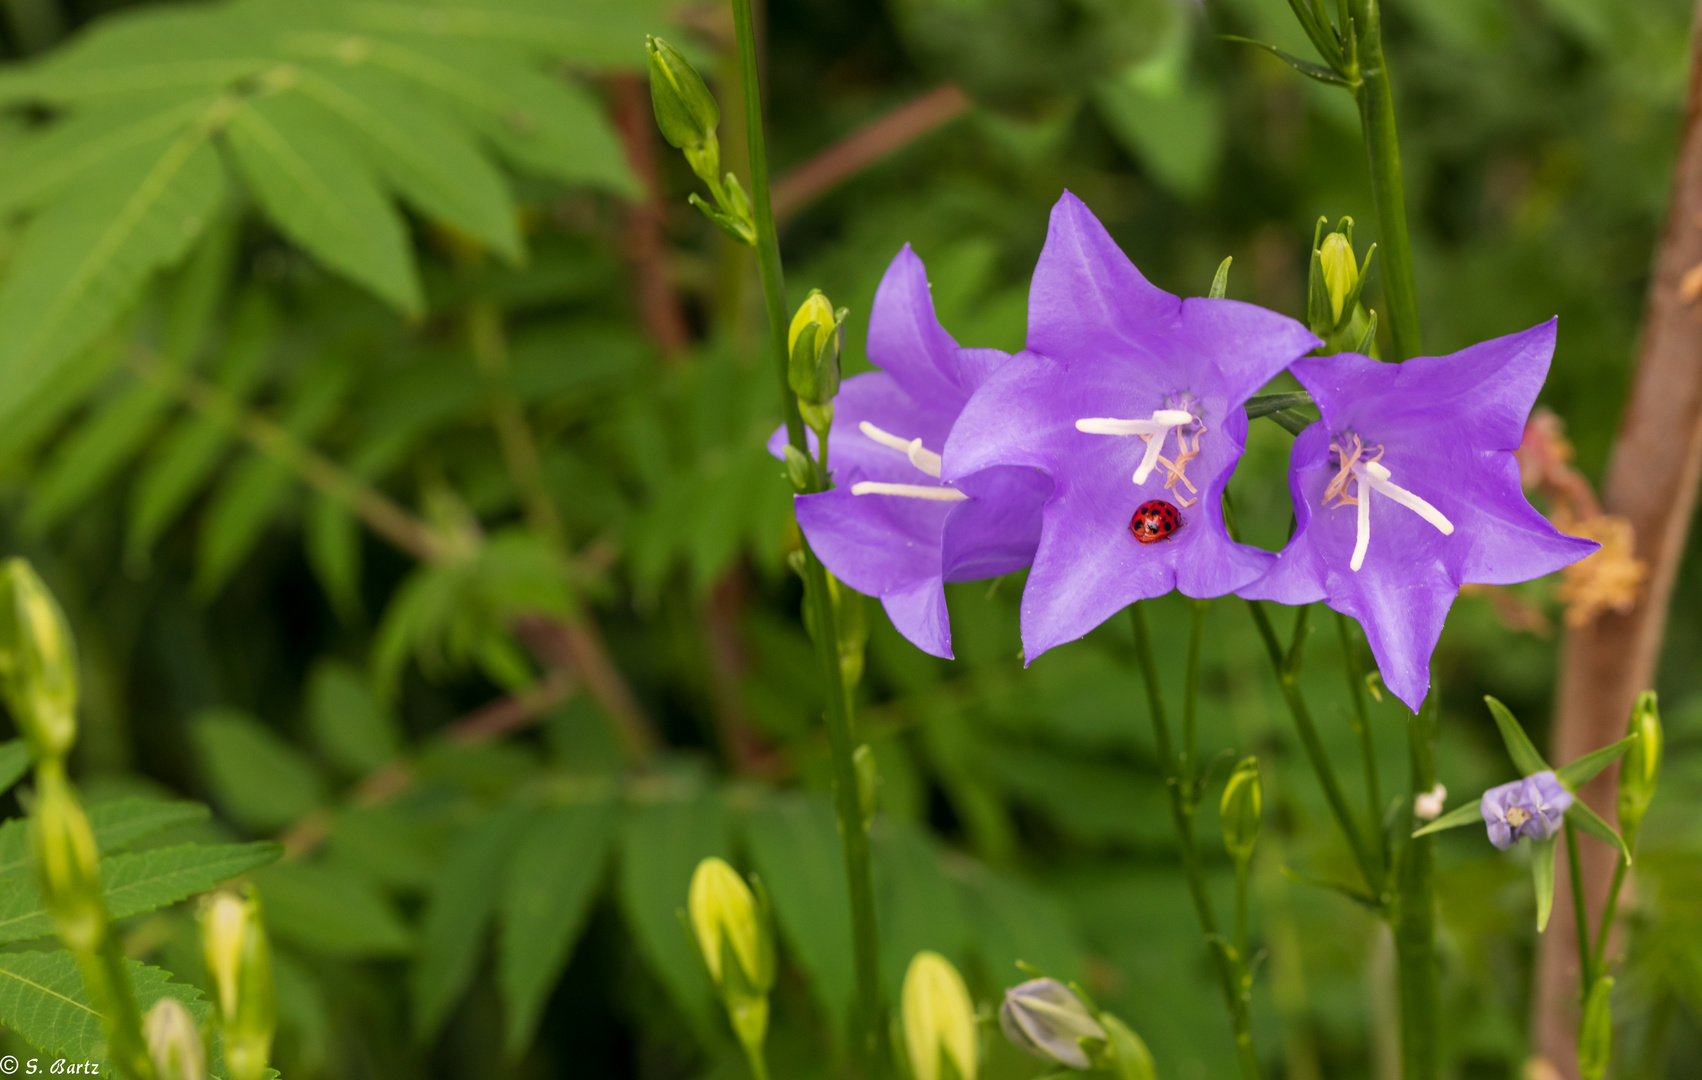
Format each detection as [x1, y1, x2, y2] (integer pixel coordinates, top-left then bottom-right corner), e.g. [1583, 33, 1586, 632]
[1183, 598, 1208, 788]
[1392, 691, 1439, 1080]
[1346, 0, 1420, 360]
[729, 0, 882, 1069]
[1592, 857, 1629, 973]
[743, 1041, 773, 1080]
[1564, 821, 1595, 997]
[78, 935, 155, 1080]
[1234, 859, 1252, 960]
[1245, 601, 1381, 893]
[1335, 612, 1385, 867]
[1131, 604, 1262, 1080]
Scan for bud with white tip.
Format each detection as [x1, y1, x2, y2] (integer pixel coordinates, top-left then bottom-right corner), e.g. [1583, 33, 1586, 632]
[201, 889, 275, 1080]
[901, 951, 978, 1080]
[144, 998, 207, 1080]
[998, 978, 1105, 1070]
[0, 559, 79, 762]
[687, 857, 774, 1054]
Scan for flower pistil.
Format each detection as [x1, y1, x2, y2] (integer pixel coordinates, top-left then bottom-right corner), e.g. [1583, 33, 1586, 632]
[850, 420, 968, 502]
[1325, 433, 1455, 571]
[1075, 398, 1206, 505]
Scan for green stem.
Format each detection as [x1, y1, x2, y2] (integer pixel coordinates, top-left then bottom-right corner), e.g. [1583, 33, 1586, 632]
[1592, 857, 1629, 974]
[1245, 601, 1381, 893]
[1335, 612, 1385, 868]
[1182, 598, 1208, 790]
[1392, 692, 1439, 1080]
[1346, 0, 1420, 360]
[743, 1038, 773, 1080]
[1131, 604, 1262, 1080]
[1234, 858, 1251, 960]
[1565, 820, 1595, 997]
[77, 934, 155, 1080]
[730, 0, 882, 1069]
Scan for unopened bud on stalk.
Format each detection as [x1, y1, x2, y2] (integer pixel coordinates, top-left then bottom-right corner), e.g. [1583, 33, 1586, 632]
[853, 743, 879, 831]
[144, 998, 207, 1080]
[201, 889, 275, 1080]
[1617, 691, 1660, 849]
[1577, 976, 1614, 1080]
[998, 978, 1105, 1069]
[1220, 756, 1263, 863]
[901, 951, 978, 1080]
[1306, 217, 1376, 344]
[646, 37, 719, 157]
[788, 289, 847, 419]
[783, 444, 814, 492]
[1319, 231, 1357, 326]
[1098, 1013, 1158, 1080]
[0, 559, 79, 761]
[687, 857, 774, 1051]
[31, 761, 104, 953]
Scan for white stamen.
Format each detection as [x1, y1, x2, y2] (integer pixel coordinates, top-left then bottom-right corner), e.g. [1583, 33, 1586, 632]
[1345, 457, 1455, 573]
[850, 481, 968, 502]
[1352, 479, 1372, 571]
[1076, 409, 1199, 485]
[859, 420, 943, 478]
[1134, 432, 1168, 485]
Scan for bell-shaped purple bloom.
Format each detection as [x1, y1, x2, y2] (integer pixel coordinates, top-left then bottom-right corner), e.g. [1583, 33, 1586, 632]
[1480, 770, 1572, 849]
[1240, 321, 1599, 712]
[768, 246, 1050, 658]
[943, 192, 1319, 659]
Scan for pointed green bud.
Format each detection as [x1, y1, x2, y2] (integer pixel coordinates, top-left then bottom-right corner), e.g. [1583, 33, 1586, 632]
[854, 743, 879, 831]
[201, 889, 275, 1080]
[687, 857, 773, 1052]
[0, 559, 79, 761]
[788, 289, 845, 408]
[1617, 691, 1660, 849]
[1319, 231, 1358, 326]
[30, 760, 105, 953]
[901, 951, 979, 1080]
[1098, 1012, 1158, 1080]
[1577, 976, 1614, 1080]
[1220, 756, 1263, 863]
[645, 36, 719, 152]
[783, 444, 814, 492]
[145, 998, 207, 1080]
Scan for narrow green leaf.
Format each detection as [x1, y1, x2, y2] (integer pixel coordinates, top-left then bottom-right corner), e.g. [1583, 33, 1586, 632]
[618, 795, 729, 1033]
[1566, 800, 1631, 863]
[0, 741, 28, 797]
[963, 870, 1084, 989]
[1278, 865, 1383, 911]
[0, 950, 210, 1068]
[225, 88, 422, 312]
[307, 659, 399, 776]
[1246, 392, 1314, 419]
[1411, 799, 1486, 839]
[498, 801, 617, 1056]
[0, 797, 210, 880]
[1218, 36, 1353, 86]
[1556, 733, 1638, 792]
[413, 806, 529, 1041]
[306, 495, 363, 621]
[250, 861, 413, 957]
[1208, 257, 1231, 300]
[1533, 837, 1556, 932]
[744, 795, 853, 1036]
[1267, 408, 1313, 436]
[192, 708, 327, 831]
[1484, 696, 1552, 776]
[24, 378, 177, 534]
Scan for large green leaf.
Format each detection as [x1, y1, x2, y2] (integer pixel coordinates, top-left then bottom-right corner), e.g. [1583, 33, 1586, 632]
[618, 794, 729, 1033]
[0, 951, 209, 1068]
[0, 92, 217, 215]
[872, 820, 967, 1002]
[251, 861, 414, 957]
[307, 659, 400, 776]
[0, 841, 280, 947]
[0, 796, 210, 880]
[0, 127, 227, 416]
[192, 708, 327, 832]
[24, 379, 177, 533]
[497, 800, 616, 1055]
[962, 870, 1084, 988]
[0, 741, 28, 797]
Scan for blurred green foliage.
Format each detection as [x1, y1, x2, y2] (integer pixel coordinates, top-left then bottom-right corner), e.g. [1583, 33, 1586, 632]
[0, 0, 1695, 1076]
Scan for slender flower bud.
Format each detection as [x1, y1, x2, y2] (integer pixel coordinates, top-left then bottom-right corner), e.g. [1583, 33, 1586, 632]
[687, 857, 774, 1052]
[0, 559, 79, 761]
[902, 951, 978, 1080]
[1319, 231, 1358, 326]
[1220, 756, 1262, 863]
[787, 289, 846, 409]
[1617, 691, 1660, 848]
[144, 998, 207, 1080]
[1577, 976, 1614, 1080]
[998, 978, 1105, 1069]
[853, 743, 879, 831]
[30, 760, 104, 953]
[645, 36, 718, 152]
[201, 890, 275, 1080]
[783, 444, 814, 492]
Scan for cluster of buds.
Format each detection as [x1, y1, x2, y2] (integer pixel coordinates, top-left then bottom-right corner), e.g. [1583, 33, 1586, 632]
[997, 974, 1157, 1080]
[202, 889, 276, 1080]
[688, 858, 776, 1070]
[646, 36, 755, 245]
[1306, 217, 1378, 355]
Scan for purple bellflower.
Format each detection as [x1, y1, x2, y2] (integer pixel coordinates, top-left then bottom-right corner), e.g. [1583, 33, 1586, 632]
[1480, 770, 1572, 849]
[943, 192, 1319, 659]
[768, 246, 1050, 659]
[1240, 321, 1599, 712]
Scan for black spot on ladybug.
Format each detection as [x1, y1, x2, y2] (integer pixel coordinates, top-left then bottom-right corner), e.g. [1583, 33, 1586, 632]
[1130, 500, 1183, 544]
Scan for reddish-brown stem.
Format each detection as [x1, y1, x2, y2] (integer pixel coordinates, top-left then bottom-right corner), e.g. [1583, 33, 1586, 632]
[609, 72, 692, 359]
[1535, 11, 1702, 1073]
[770, 85, 971, 222]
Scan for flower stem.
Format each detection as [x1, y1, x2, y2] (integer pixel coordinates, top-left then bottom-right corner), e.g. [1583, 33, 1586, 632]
[1591, 856, 1629, 974]
[1335, 612, 1386, 868]
[1564, 820, 1595, 996]
[729, 0, 882, 1069]
[1346, 0, 1420, 360]
[1131, 603, 1262, 1080]
[1183, 598, 1208, 787]
[1392, 690, 1439, 1080]
[743, 1039, 773, 1080]
[1234, 859, 1251, 960]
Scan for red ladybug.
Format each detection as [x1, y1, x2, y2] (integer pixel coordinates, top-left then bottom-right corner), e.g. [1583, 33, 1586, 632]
[1130, 500, 1183, 544]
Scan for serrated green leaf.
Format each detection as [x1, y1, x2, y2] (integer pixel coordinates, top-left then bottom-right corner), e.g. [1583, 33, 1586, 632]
[618, 795, 728, 1033]
[744, 794, 853, 1037]
[1556, 733, 1638, 792]
[251, 861, 414, 956]
[0, 797, 211, 880]
[0, 950, 209, 1069]
[295, 64, 521, 261]
[225, 87, 423, 312]
[1484, 696, 1552, 777]
[307, 659, 399, 775]
[192, 708, 326, 832]
[498, 800, 616, 1056]
[413, 806, 529, 1041]
[1533, 836, 1556, 932]
[1411, 800, 1485, 839]
[0, 840, 280, 947]
[0, 126, 227, 413]
[24, 378, 177, 534]
[1566, 800, 1631, 863]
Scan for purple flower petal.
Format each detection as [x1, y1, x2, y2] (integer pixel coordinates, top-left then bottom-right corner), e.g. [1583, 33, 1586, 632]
[1480, 770, 1573, 849]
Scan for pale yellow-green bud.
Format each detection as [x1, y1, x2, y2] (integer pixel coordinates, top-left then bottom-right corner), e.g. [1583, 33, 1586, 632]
[688, 857, 770, 993]
[1577, 976, 1613, 1080]
[645, 36, 719, 152]
[144, 998, 207, 1080]
[788, 289, 845, 409]
[901, 951, 978, 1080]
[30, 760, 104, 953]
[1319, 231, 1358, 326]
[0, 559, 78, 761]
[1220, 756, 1263, 864]
[1618, 691, 1661, 848]
[1099, 1012, 1158, 1080]
[789, 291, 836, 358]
[201, 889, 275, 1080]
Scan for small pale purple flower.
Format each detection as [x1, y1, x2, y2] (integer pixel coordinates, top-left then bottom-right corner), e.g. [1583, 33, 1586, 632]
[1480, 770, 1572, 849]
[999, 978, 1105, 1069]
[1240, 321, 1599, 712]
[943, 192, 1319, 659]
[768, 246, 1049, 658]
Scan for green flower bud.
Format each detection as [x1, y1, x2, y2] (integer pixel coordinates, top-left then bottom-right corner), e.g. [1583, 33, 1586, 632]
[201, 890, 275, 1080]
[1319, 231, 1358, 327]
[901, 951, 978, 1080]
[854, 743, 879, 831]
[1220, 756, 1263, 864]
[1577, 976, 1613, 1080]
[645, 36, 719, 152]
[688, 857, 774, 1051]
[1098, 1012, 1158, 1080]
[788, 289, 846, 409]
[1617, 691, 1660, 848]
[0, 559, 79, 762]
[783, 444, 814, 492]
[30, 760, 105, 953]
[144, 998, 207, 1080]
